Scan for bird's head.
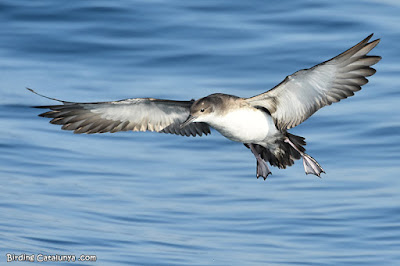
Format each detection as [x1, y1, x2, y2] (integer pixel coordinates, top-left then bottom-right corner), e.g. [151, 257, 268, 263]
[180, 94, 223, 128]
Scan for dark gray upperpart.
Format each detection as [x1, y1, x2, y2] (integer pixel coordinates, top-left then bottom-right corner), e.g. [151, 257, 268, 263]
[189, 93, 244, 117]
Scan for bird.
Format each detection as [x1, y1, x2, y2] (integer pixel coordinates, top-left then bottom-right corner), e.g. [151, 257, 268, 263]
[29, 34, 381, 180]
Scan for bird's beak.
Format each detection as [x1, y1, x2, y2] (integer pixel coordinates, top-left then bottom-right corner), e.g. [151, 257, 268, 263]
[180, 115, 197, 128]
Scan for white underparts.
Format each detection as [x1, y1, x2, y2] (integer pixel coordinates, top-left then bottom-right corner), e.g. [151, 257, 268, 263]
[195, 108, 279, 144]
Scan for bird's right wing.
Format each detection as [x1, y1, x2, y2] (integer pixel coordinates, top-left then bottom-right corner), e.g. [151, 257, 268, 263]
[30, 89, 210, 136]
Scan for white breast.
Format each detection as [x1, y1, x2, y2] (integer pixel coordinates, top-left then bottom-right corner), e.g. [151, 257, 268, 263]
[205, 108, 278, 144]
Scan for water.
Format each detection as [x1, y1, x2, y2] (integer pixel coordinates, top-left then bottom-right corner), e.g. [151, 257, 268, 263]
[1, 0, 400, 265]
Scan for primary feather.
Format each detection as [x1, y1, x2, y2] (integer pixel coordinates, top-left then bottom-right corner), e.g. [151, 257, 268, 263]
[246, 34, 381, 130]
[33, 94, 210, 136]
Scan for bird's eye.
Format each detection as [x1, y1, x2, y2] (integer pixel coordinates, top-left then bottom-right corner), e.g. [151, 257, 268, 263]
[200, 109, 205, 112]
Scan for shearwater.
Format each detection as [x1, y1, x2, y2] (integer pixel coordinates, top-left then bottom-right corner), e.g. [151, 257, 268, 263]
[29, 34, 381, 180]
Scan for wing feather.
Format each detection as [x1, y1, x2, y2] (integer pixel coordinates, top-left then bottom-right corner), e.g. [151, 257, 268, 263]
[246, 34, 381, 130]
[31, 90, 210, 136]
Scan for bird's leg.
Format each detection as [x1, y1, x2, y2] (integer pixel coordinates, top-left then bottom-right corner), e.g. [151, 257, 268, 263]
[248, 144, 272, 180]
[284, 138, 325, 177]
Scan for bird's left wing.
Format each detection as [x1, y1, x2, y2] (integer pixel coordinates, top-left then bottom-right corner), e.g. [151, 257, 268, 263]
[246, 34, 381, 130]
[29, 89, 210, 136]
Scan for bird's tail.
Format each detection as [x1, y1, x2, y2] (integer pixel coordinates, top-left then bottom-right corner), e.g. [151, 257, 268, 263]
[249, 133, 305, 169]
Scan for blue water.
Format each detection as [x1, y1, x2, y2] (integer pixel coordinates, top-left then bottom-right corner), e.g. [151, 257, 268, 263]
[1, 0, 400, 265]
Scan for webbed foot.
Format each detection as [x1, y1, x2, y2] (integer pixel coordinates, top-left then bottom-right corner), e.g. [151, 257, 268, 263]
[284, 137, 325, 177]
[257, 159, 272, 180]
[248, 143, 272, 180]
[303, 153, 325, 177]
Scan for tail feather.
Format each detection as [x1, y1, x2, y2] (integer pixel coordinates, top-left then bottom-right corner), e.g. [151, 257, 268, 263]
[247, 133, 306, 169]
[287, 133, 305, 153]
[245, 133, 325, 177]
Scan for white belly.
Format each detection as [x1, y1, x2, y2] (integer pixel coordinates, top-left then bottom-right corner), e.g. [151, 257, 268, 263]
[207, 108, 278, 143]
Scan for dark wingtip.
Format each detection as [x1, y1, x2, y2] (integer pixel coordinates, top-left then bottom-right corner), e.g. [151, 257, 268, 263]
[368, 34, 381, 47]
[357, 33, 374, 46]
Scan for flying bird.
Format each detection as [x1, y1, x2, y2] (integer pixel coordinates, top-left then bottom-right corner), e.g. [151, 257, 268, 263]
[30, 34, 381, 180]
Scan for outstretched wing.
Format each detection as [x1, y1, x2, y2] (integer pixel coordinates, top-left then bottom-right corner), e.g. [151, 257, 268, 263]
[246, 34, 381, 130]
[30, 89, 210, 136]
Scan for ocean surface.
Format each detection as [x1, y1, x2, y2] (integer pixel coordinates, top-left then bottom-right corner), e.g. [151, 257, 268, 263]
[1, 0, 399, 265]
